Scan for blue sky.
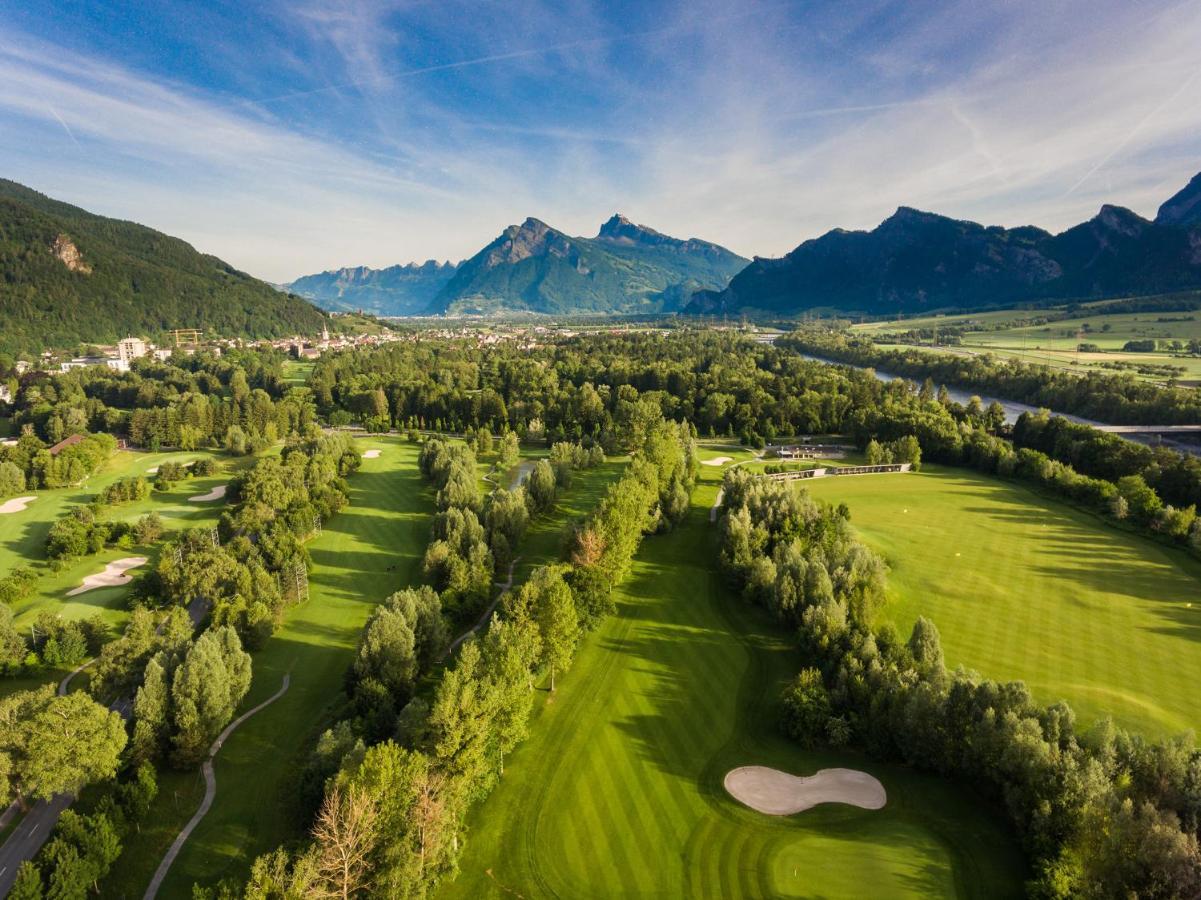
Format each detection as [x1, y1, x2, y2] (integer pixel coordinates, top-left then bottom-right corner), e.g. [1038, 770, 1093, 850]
[1, 0, 1199, 281]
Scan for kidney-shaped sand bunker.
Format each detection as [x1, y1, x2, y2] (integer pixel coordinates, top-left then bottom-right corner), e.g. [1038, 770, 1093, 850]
[724, 766, 886, 815]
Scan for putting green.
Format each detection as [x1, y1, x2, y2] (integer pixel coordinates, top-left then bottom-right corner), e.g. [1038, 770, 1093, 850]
[443, 461, 1024, 898]
[805, 466, 1201, 737]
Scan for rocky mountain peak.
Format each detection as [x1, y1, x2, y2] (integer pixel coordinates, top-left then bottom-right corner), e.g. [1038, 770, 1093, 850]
[1093, 204, 1148, 237]
[488, 217, 574, 267]
[1156, 171, 1201, 228]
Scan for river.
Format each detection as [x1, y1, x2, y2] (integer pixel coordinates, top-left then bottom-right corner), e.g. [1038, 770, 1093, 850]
[794, 352, 1201, 456]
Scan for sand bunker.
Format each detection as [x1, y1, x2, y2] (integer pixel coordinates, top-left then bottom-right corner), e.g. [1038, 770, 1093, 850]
[362, 449, 382, 459]
[0, 496, 36, 515]
[188, 484, 227, 502]
[702, 456, 734, 467]
[67, 557, 148, 596]
[724, 766, 886, 815]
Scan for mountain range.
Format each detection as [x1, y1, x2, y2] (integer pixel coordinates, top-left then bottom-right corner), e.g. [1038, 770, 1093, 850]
[687, 170, 1201, 317]
[286, 214, 748, 316]
[4, 170, 1201, 350]
[0, 179, 324, 356]
[285, 260, 459, 317]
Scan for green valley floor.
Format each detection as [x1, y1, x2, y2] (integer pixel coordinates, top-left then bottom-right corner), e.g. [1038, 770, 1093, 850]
[443, 461, 1024, 899]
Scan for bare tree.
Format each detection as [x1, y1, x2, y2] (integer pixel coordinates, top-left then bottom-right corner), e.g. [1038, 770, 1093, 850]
[312, 785, 379, 899]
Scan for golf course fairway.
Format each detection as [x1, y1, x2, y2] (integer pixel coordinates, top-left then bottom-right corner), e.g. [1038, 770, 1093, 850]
[443, 468, 1024, 898]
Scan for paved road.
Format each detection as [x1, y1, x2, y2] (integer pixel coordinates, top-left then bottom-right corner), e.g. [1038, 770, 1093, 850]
[0, 598, 209, 897]
[143, 672, 292, 900]
[0, 660, 104, 896]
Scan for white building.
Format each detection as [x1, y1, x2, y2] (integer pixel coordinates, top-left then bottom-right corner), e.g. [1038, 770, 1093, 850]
[60, 356, 128, 373]
[0, 384, 11, 403]
[117, 336, 149, 365]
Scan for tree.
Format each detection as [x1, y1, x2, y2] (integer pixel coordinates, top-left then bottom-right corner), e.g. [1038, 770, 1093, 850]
[1116, 475, 1163, 524]
[780, 668, 831, 747]
[864, 439, 890, 465]
[525, 460, 556, 515]
[527, 566, 579, 691]
[0, 460, 24, 498]
[131, 655, 171, 762]
[312, 785, 379, 900]
[427, 641, 497, 800]
[353, 607, 417, 699]
[169, 626, 252, 766]
[908, 616, 945, 679]
[0, 687, 126, 809]
[481, 615, 540, 775]
[7, 862, 43, 900]
[497, 432, 519, 470]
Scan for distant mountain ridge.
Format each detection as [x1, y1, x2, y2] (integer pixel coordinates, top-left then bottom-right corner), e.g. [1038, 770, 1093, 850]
[286, 260, 458, 316]
[1157, 172, 1201, 228]
[429, 214, 747, 315]
[688, 170, 1201, 317]
[0, 179, 325, 355]
[289, 214, 747, 317]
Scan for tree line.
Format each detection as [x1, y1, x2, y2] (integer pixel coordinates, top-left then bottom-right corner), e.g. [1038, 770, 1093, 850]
[0, 431, 116, 499]
[197, 416, 695, 898]
[2, 348, 312, 454]
[781, 329, 1201, 425]
[717, 470, 1201, 898]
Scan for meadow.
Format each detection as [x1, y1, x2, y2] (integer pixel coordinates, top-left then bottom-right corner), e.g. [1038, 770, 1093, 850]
[444, 455, 1024, 899]
[853, 304, 1201, 384]
[805, 466, 1201, 737]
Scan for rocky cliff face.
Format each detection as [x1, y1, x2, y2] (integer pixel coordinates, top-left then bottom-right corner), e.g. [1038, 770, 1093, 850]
[430, 215, 747, 315]
[483, 218, 588, 272]
[51, 234, 91, 273]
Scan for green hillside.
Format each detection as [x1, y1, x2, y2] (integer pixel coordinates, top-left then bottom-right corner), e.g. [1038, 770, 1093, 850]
[0, 179, 325, 355]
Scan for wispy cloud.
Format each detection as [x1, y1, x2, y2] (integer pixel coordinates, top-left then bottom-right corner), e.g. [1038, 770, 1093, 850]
[0, 0, 1199, 282]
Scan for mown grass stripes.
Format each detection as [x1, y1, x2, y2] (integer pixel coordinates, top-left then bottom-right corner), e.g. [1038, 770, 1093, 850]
[806, 465, 1201, 736]
[443, 455, 1024, 899]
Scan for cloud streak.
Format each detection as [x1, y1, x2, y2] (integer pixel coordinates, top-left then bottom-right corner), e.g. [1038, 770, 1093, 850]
[0, 0, 1198, 283]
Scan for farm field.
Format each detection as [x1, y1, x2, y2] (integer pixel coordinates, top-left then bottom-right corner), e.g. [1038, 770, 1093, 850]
[853, 305, 1201, 384]
[805, 466, 1201, 737]
[444, 455, 1024, 899]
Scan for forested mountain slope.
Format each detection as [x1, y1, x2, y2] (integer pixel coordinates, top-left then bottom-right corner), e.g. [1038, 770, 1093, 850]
[0, 179, 324, 354]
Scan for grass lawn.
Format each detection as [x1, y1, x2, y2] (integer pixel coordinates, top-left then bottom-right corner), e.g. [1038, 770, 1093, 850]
[104, 436, 433, 897]
[0, 448, 239, 701]
[442, 453, 1024, 899]
[513, 457, 626, 584]
[805, 466, 1201, 737]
